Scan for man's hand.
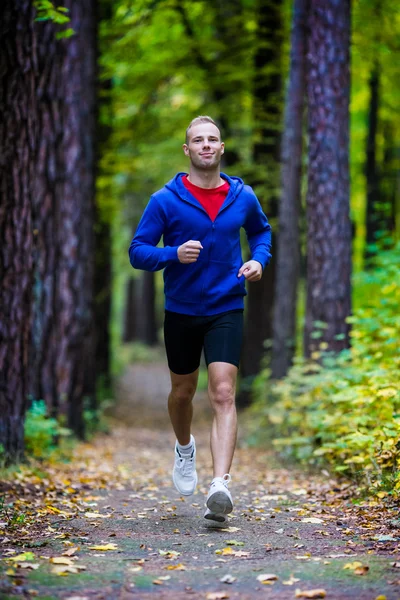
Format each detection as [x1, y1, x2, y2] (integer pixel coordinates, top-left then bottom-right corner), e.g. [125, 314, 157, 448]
[178, 240, 203, 264]
[238, 260, 262, 282]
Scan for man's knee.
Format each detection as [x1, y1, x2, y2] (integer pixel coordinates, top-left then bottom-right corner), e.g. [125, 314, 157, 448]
[170, 380, 196, 403]
[209, 380, 235, 409]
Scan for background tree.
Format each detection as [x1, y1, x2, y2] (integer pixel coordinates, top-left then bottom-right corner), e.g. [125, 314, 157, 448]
[0, 0, 37, 462]
[271, 0, 308, 379]
[304, 0, 352, 356]
[239, 0, 284, 404]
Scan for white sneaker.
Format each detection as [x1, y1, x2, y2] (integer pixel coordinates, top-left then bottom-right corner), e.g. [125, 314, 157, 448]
[204, 474, 233, 522]
[172, 436, 198, 496]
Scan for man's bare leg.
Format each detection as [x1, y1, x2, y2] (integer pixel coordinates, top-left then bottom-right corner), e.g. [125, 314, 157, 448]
[207, 362, 238, 478]
[168, 369, 199, 445]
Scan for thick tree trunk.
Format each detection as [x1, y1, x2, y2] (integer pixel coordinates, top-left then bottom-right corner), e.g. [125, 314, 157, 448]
[0, 1, 37, 462]
[271, 0, 308, 379]
[239, 0, 283, 407]
[30, 21, 64, 415]
[304, 0, 352, 357]
[364, 65, 380, 260]
[56, 0, 97, 436]
[94, 218, 112, 387]
[133, 272, 158, 346]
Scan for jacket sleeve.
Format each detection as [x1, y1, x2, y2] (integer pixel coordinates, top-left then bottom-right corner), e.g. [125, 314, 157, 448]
[129, 196, 180, 271]
[243, 189, 272, 269]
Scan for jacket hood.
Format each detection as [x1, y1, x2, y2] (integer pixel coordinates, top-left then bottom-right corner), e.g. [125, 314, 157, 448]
[164, 172, 244, 203]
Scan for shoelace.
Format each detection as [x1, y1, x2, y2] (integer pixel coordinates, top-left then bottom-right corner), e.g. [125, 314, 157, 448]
[178, 452, 195, 476]
[211, 473, 231, 487]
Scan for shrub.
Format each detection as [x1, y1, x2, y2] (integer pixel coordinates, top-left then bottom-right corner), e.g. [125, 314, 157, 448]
[24, 400, 71, 459]
[252, 242, 400, 494]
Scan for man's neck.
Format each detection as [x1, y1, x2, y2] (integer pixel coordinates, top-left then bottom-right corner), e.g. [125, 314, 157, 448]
[187, 167, 223, 189]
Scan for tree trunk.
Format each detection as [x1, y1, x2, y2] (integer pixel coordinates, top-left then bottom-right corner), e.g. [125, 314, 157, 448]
[56, 0, 97, 436]
[0, 0, 37, 462]
[135, 272, 158, 346]
[364, 65, 380, 260]
[30, 21, 65, 415]
[239, 0, 283, 407]
[271, 0, 308, 379]
[304, 0, 352, 357]
[123, 278, 137, 343]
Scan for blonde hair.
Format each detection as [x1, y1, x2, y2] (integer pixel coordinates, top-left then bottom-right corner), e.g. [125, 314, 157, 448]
[185, 116, 221, 144]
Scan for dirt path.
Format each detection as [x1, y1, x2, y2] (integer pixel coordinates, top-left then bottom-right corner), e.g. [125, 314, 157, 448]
[1, 363, 400, 599]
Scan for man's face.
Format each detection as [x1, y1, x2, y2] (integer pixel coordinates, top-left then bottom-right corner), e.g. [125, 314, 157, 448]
[183, 123, 224, 170]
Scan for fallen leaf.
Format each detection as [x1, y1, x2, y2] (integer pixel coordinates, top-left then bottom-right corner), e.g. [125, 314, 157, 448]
[17, 562, 40, 570]
[165, 563, 186, 571]
[206, 593, 229, 600]
[354, 565, 369, 575]
[50, 557, 74, 565]
[220, 527, 240, 533]
[158, 575, 171, 581]
[392, 562, 400, 568]
[152, 579, 164, 585]
[62, 547, 79, 557]
[301, 518, 324, 524]
[215, 547, 235, 556]
[159, 549, 180, 559]
[51, 564, 86, 575]
[88, 543, 117, 551]
[295, 589, 326, 599]
[256, 573, 278, 584]
[224, 540, 244, 546]
[83, 512, 110, 519]
[283, 575, 301, 585]
[130, 566, 142, 572]
[9, 552, 35, 562]
[220, 574, 237, 584]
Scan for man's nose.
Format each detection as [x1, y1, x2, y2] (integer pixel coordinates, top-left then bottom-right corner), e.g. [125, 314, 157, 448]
[202, 139, 211, 148]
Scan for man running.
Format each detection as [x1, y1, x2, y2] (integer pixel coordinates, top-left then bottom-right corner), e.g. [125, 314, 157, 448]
[129, 116, 271, 523]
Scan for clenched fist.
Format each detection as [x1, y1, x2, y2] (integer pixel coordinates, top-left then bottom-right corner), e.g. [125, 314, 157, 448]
[178, 240, 203, 264]
[238, 260, 263, 281]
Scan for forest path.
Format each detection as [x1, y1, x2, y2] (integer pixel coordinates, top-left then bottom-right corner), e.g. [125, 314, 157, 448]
[1, 362, 400, 600]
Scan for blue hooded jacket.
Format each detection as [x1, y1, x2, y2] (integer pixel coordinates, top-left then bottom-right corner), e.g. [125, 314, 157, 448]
[129, 172, 272, 316]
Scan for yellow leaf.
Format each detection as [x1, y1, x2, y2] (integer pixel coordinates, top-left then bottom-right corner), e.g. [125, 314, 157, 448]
[283, 575, 301, 585]
[62, 547, 79, 557]
[84, 512, 110, 519]
[153, 579, 163, 585]
[89, 543, 117, 551]
[51, 564, 86, 575]
[343, 561, 363, 570]
[9, 552, 35, 562]
[375, 596, 387, 600]
[295, 590, 326, 599]
[215, 547, 234, 556]
[165, 563, 186, 571]
[256, 573, 278, 584]
[50, 557, 74, 565]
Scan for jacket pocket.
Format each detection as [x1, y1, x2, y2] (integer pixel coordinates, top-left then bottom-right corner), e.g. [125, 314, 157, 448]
[164, 260, 204, 303]
[205, 260, 246, 299]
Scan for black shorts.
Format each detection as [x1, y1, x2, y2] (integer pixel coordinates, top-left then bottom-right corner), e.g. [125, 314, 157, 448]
[164, 310, 244, 375]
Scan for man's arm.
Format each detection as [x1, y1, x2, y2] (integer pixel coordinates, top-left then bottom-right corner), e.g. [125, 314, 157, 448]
[129, 196, 180, 272]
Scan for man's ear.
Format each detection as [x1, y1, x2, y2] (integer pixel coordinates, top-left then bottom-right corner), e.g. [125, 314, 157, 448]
[221, 142, 225, 154]
[183, 144, 189, 156]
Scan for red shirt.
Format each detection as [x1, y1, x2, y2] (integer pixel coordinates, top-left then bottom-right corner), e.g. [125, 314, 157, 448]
[182, 175, 230, 222]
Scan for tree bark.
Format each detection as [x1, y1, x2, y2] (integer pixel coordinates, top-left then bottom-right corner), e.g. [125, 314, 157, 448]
[30, 21, 65, 415]
[239, 0, 284, 406]
[271, 0, 308, 379]
[304, 0, 352, 357]
[56, 0, 97, 436]
[0, 0, 37, 462]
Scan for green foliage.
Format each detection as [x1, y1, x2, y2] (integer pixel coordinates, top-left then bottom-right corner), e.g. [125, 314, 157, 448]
[33, 1, 75, 38]
[0, 496, 26, 530]
[24, 400, 71, 460]
[252, 243, 400, 494]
